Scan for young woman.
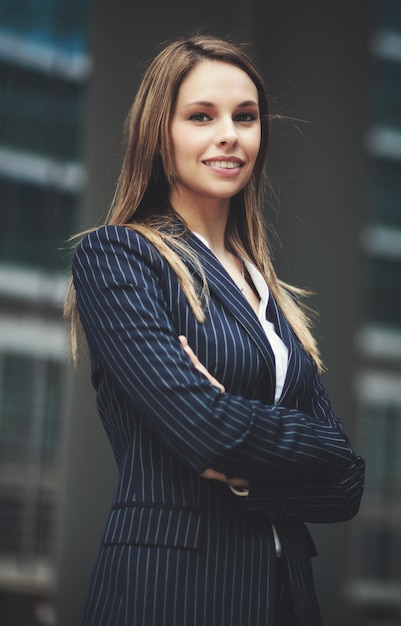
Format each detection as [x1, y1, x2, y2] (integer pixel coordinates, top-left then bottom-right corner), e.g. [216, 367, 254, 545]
[65, 35, 364, 626]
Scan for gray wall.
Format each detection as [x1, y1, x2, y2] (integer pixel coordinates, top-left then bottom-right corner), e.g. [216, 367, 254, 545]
[56, 1, 376, 624]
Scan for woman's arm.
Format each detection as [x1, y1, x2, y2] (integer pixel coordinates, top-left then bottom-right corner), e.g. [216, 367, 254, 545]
[244, 455, 365, 523]
[178, 336, 364, 523]
[73, 225, 362, 486]
[179, 335, 250, 490]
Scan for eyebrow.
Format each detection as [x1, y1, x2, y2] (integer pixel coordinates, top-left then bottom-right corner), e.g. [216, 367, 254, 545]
[184, 100, 259, 108]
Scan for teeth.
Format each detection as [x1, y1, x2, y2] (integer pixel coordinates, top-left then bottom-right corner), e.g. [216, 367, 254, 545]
[206, 160, 241, 169]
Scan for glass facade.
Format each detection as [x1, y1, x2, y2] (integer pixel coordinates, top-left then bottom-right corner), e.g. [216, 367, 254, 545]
[0, 0, 89, 272]
[0, 1, 90, 623]
[0, 176, 80, 270]
[349, 1, 401, 622]
[0, 61, 87, 160]
[0, 353, 65, 558]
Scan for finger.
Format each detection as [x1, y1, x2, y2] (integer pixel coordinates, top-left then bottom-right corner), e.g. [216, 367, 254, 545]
[200, 469, 228, 482]
[200, 469, 250, 488]
[179, 336, 200, 366]
[179, 336, 225, 393]
[196, 365, 225, 393]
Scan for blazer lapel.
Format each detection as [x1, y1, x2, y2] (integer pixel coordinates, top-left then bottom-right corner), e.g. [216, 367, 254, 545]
[180, 229, 305, 408]
[183, 232, 277, 378]
[268, 296, 304, 406]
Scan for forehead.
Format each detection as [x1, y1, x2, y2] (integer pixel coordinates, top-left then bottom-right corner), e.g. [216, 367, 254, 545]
[176, 60, 259, 105]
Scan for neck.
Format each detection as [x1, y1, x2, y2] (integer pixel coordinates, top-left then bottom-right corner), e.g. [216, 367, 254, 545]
[170, 192, 230, 255]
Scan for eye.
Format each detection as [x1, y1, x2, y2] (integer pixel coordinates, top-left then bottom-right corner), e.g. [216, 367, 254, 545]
[234, 112, 257, 122]
[189, 113, 211, 122]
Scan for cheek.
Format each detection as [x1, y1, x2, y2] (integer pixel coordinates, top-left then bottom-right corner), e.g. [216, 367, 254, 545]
[170, 124, 188, 157]
[252, 128, 262, 154]
[247, 133, 261, 164]
[172, 135, 195, 163]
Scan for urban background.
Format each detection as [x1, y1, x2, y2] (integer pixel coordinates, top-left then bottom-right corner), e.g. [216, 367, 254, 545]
[0, 0, 400, 625]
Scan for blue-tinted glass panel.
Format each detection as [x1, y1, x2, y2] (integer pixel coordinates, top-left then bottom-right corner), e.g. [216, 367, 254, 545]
[358, 526, 401, 580]
[0, 488, 56, 559]
[378, 2, 401, 34]
[0, 492, 23, 556]
[0, 176, 78, 270]
[0, 354, 33, 462]
[34, 489, 55, 557]
[368, 160, 401, 228]
[41, 362, 64, 466]
[0, 62, 87, 160]
[0, 0, 90, 53]
[371, 58, 401, 131]
[365, 257, 401, 327]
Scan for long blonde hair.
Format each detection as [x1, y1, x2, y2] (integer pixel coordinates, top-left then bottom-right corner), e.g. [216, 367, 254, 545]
[65, 35, 323, 371]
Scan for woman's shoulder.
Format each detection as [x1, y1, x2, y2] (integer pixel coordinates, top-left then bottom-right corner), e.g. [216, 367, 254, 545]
[75, 224, 164, 262]
[72, 224, 172, 293]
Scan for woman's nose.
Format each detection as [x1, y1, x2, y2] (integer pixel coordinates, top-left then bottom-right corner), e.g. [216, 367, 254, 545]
[215, 118, 238, 146]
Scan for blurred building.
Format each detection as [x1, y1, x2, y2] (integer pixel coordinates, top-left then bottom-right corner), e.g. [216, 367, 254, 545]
[0, 1, 90, 624]
[1, 1, 400, 626]
[346, 3, 401, 625]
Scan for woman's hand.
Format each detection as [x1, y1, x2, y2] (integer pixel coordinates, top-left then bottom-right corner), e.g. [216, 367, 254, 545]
[178, 335, 225, 393]
[178, 335, 249, 489]
[200, 468, 250, 489]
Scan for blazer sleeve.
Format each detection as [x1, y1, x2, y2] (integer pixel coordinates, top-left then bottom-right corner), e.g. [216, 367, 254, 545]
[72, 225, 362, 486]
[244, 364, 365, 522]
[245, 454, 365, 523]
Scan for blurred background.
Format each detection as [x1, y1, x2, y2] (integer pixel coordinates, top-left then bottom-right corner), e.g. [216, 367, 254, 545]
[0, 0, 400, 624]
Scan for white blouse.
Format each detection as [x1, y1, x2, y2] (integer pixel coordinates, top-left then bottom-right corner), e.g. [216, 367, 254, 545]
[243, 260, 289, 404]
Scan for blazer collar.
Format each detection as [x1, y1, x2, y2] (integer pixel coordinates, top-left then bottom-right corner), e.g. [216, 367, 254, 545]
[183, 231, 277, 378]
[181, 230, 304, 406]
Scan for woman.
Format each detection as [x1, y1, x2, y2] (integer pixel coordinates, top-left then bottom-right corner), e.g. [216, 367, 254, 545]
[65, 35, 364, 626]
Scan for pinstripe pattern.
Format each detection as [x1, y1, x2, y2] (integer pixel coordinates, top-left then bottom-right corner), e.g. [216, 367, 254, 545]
[73, 225, 364, 626]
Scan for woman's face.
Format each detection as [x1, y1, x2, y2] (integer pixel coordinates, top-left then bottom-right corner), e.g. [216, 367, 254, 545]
[169, 60, 261, 212]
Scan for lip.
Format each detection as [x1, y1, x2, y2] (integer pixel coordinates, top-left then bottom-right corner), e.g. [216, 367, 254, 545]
[202, 157, 245, 177]
[203, 156, 245, 168]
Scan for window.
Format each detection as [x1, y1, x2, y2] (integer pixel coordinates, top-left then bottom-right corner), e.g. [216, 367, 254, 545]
[0, 176, 78, 271]
[0, 351, 66, 566]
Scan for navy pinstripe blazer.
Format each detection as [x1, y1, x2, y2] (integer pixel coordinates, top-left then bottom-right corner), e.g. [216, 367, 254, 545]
[73, 224, 364, 626]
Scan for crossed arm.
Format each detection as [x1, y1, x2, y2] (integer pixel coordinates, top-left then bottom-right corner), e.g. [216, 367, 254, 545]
[74, 226, 364, 522]
[178, 335, 364, 523]
[179, 335, 250, 490]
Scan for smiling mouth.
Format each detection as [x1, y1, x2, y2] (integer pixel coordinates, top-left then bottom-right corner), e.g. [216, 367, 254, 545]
[203, 160, 244, 169]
